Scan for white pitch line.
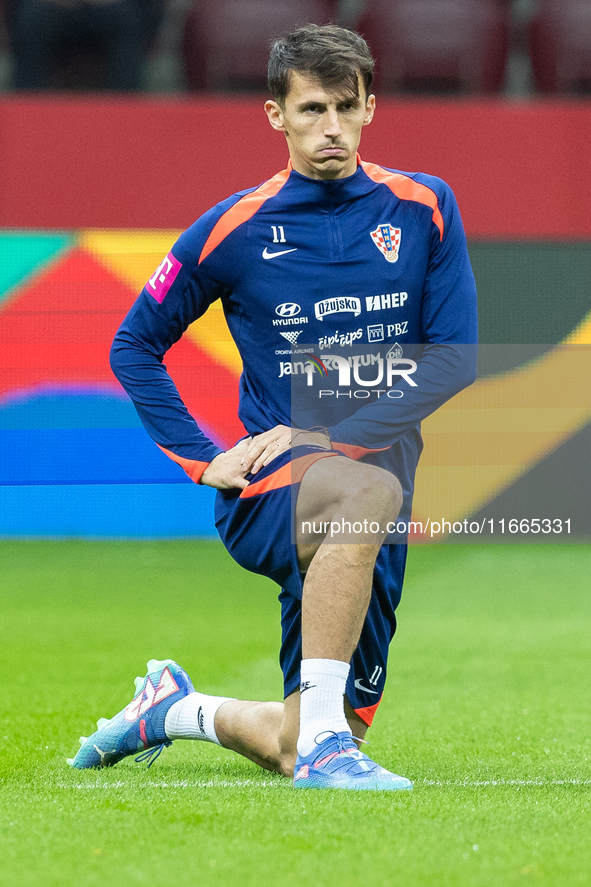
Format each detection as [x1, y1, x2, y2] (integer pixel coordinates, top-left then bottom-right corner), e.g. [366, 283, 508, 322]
[420, 778, 591, 787]
[59, 777, 591, 790]
[60, 779, 284, 790]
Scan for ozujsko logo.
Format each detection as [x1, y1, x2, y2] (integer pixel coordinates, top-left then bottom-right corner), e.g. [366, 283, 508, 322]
[314, 297, 361, 321]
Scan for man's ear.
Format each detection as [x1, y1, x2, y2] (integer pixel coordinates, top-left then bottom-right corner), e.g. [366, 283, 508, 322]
[265, 100, 287, 132]
[363, 94, 376, 127]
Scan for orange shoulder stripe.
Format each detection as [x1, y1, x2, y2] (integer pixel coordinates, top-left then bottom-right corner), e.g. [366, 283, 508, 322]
[157, 444, 210, 484]
[198, 167, 291, 264]
[239, 451, 339, 499]
[361, 160, 444, 241]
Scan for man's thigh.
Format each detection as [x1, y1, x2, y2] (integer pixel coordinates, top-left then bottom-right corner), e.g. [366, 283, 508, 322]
[295, 451, 403, 571]
[214, 444, 339, 591]
[215, 444, 398, 578]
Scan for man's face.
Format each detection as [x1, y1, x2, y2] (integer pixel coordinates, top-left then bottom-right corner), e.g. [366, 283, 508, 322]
[265, 71, 375, 180]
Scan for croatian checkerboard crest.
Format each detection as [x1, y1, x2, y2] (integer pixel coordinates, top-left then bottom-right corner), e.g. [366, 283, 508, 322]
[370, 224, 401, 263]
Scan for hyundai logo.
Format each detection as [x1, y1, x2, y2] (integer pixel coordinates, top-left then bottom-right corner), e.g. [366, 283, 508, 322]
[276, 302, 301, 318]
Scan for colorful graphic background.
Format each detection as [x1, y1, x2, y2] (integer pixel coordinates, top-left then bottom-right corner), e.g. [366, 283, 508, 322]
[1, 97, 590, 537]
[0, 231, 245, 535]
[1, 231, 590, 537]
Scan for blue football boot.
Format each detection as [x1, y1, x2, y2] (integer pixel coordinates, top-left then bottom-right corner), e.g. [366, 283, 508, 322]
[293, 731, 413, 791]
[68, 658, 194, 769]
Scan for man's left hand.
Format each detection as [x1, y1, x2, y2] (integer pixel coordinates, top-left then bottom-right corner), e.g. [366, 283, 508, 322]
[240, 425, 331, 476]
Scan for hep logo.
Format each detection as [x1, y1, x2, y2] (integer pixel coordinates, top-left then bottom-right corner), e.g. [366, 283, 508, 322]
[276, 302, 301, 318]
[124, 667, 179, 721]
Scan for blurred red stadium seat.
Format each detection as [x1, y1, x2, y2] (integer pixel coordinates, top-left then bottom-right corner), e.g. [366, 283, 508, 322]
[530, 0, 591, 94]
[182, 0, 337, 91]
[358, 0, 511, 95]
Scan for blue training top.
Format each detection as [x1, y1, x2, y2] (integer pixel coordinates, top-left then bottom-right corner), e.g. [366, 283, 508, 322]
[110, 158, 478, 522]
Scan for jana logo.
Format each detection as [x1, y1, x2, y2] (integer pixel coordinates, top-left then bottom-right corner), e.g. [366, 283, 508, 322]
[370, 224, 401, 263]
[276, 302, 301, 318]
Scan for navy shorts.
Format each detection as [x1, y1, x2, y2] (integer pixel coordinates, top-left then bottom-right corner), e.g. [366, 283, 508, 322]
[214, 445, 407, 726]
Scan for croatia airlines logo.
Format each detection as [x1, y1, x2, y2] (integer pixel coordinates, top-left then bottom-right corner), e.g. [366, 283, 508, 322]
[370, 225, 401, 263]
[280, 330, 303, 346]
[147, 252, 182, 303]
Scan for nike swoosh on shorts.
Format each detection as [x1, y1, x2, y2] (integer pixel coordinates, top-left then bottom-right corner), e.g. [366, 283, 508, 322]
[354, 679, 379, 695]
[262, 247, 298, 259]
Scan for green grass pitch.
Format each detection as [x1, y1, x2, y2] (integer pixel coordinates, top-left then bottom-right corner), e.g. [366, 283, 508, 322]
[0, 539, 589, 886]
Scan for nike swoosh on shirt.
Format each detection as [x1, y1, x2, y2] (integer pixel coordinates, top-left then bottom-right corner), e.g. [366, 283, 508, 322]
[262, 247, 298, 260]
[354, 679, 379, 695]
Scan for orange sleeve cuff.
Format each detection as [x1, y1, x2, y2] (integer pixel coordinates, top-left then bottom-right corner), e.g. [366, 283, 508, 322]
[156, 444, 212, 484]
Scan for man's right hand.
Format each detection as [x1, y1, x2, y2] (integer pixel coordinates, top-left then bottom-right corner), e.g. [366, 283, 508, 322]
[200, 438, 251, 490]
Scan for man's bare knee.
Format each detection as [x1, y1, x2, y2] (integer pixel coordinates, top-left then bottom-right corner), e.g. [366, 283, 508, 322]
[346, 468, 402, 521]
[296, 458, 402, 561]
[299, 457, 402, 521]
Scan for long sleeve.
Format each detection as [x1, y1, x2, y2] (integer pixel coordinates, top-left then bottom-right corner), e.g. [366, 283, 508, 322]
[109, 205, 241, 482]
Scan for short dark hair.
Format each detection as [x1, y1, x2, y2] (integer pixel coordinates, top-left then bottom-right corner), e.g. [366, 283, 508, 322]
[268, 24, 375, 105]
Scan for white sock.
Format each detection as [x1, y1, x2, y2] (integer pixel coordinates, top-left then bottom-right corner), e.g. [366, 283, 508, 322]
[164, 692, 233, 745]
[297, 658, 351, 756]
